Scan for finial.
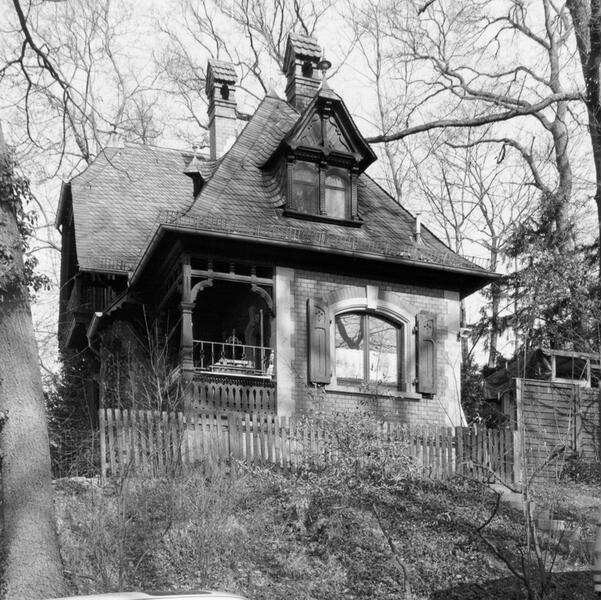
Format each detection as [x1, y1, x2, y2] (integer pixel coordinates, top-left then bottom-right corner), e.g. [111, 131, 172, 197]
[317, 55, 332, 81]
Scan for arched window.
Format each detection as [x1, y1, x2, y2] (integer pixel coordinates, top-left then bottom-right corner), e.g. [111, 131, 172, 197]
[291, 161, 318, 213]
[325, 168, 349, 219]
[334, 312, 402, 386]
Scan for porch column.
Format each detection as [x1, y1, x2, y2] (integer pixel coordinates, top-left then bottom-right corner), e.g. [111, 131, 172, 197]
[275, 266, 295, 415]
[180, 256, 195, 381]
[180, 301, 195, 375]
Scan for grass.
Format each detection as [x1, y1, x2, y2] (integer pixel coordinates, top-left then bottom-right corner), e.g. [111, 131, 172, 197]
[53, 466, 600, 600]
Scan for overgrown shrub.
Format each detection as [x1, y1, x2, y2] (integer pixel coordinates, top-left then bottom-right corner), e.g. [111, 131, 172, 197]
[54, 411, 599, 600]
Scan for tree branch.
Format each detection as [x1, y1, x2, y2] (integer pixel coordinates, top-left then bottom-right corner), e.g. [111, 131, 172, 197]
[365, 92, 581, 144]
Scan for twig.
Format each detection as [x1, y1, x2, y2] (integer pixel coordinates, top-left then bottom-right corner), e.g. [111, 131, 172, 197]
[371, 502, 411, 598]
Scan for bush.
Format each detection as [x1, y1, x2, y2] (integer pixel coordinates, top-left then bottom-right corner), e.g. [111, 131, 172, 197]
[54, 411, 598, 600]
[561, 455, 601, 485]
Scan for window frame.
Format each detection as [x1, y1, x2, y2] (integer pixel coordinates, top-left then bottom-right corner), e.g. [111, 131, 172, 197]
[333, 311, 405, 390]
[286, 157, 358, 223]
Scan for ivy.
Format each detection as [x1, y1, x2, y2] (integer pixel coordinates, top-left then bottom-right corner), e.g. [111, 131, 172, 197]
[0, 149, 51, 301]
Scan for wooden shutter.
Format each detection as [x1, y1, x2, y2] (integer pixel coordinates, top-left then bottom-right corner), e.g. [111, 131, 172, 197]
[416, 311, 437, 394]
[307, 298, 331, 384]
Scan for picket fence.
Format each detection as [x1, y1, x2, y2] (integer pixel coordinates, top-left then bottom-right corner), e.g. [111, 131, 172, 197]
[98, 409, 519, 485]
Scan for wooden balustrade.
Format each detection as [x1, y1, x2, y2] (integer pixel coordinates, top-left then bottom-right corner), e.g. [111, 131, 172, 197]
[190, 379, 276, 413]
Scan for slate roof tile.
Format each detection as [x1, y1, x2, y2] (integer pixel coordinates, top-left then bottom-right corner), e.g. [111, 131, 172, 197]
[66, 95, 488, 278]
[207, 59, 238, 82]
[287, 33, 322, 58]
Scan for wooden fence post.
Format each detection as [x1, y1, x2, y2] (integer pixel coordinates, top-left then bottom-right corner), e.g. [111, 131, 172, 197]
[99, 409, 107, 484]
[513, 429, 523, 488]
[455, 426, 463, 477]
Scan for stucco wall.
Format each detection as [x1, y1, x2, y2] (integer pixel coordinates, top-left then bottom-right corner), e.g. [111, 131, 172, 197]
[275, 266, 465, 427]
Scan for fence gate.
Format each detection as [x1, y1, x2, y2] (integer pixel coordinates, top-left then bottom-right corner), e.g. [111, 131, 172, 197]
[455, 426, 516, 486]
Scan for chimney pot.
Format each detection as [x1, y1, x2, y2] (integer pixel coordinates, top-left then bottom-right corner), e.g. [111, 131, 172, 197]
[205, 59, 238, 159]
[283, 33, 322, 112]
[414, 213, 422, 243]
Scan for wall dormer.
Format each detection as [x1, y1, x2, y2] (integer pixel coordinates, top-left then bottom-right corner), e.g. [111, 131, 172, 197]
[264, 78, 377, 225]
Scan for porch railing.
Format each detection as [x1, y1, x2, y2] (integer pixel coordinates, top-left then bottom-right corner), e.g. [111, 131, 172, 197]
[193, 339, 274, 378]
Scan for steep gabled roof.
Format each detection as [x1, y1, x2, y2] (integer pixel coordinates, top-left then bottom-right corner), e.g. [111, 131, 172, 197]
[63, 93, 491, 283]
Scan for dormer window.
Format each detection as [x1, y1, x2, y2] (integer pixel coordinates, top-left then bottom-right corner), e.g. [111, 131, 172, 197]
[287, 159, 354, 222]
[262, 76, 377, 226]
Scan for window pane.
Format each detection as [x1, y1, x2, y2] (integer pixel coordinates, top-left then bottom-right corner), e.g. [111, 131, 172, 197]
[368, 316, 398, 385]
[555, 356, 587, 380]
[326, 174, 345, 188]
[325, 187, 347, 219]
[335, 314, 364, 380]
[325, 170, 348, 219]
[292, 162, 318, 213]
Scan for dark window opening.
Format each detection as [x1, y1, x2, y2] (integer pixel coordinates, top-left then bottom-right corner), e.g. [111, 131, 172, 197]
[555, 356, 588, 380]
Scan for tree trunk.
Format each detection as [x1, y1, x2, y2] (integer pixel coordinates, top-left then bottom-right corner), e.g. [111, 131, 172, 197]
[0, 126, 67, 599]
[567, 0, 601, 277]
[487, 243, 500, 369]
[460, 299, 468, 363]
[487, 282, 501, 370]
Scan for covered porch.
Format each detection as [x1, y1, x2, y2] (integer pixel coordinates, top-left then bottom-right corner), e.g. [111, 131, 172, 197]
[166, 256, 276, 412]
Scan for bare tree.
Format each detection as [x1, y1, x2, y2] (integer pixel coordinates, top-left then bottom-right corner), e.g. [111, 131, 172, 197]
[156, 0, 340, 142]
[1, 0, 162, 171]
[355, 1, 586, 249]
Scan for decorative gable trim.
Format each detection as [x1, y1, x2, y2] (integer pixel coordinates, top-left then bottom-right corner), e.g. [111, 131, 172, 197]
[262, 86, 376, 173]
[281, 89, 376, 171]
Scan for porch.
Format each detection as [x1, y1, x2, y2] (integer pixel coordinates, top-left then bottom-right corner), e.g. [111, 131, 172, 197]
[164, 256, 277, 413]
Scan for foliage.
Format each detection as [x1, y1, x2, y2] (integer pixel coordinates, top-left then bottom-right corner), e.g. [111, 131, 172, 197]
[0, 147, 50, 299]
[47, 352, 100, 478]
[460, 355, 487, 424]
[54, 411, 598, 599]
[54, 469, 598, 600]
[502, 215, 600, 352]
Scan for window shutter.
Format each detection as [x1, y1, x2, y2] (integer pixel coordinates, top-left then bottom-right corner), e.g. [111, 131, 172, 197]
[416, 311, 437, 394]
[307, 298, 331, 384]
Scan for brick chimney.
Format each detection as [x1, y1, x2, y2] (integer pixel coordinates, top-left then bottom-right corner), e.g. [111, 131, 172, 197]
[205, 59, 238, 159]
[283, 33, 322, 112]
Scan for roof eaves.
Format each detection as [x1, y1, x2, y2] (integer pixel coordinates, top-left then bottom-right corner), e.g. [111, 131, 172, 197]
[129, 217, 498, 290]
[55, 181, 71, 229]
[361, 173, 488, 273]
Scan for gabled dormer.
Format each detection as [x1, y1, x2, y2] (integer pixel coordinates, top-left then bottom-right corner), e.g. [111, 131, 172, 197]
[263, 34, 377, 226]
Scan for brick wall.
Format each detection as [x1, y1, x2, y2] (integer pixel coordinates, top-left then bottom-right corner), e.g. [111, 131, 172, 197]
[275, 266, 464, 427]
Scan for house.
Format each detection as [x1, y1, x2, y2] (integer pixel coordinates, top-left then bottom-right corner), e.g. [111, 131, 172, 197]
[56, 33, 493, 427]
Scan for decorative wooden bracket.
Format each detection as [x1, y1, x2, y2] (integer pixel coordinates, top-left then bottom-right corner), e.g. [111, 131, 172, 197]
[190, 278, 213, 303]
[251, 283, 275, 315]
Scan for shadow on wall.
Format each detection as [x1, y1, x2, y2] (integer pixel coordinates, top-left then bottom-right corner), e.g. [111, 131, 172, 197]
[429, 571, 595, 600]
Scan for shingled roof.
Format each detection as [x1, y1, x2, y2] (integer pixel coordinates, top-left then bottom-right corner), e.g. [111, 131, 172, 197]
[205, 59, 238, 96]
[283, 33, 322, 72]
[63, 93, 490, 280]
